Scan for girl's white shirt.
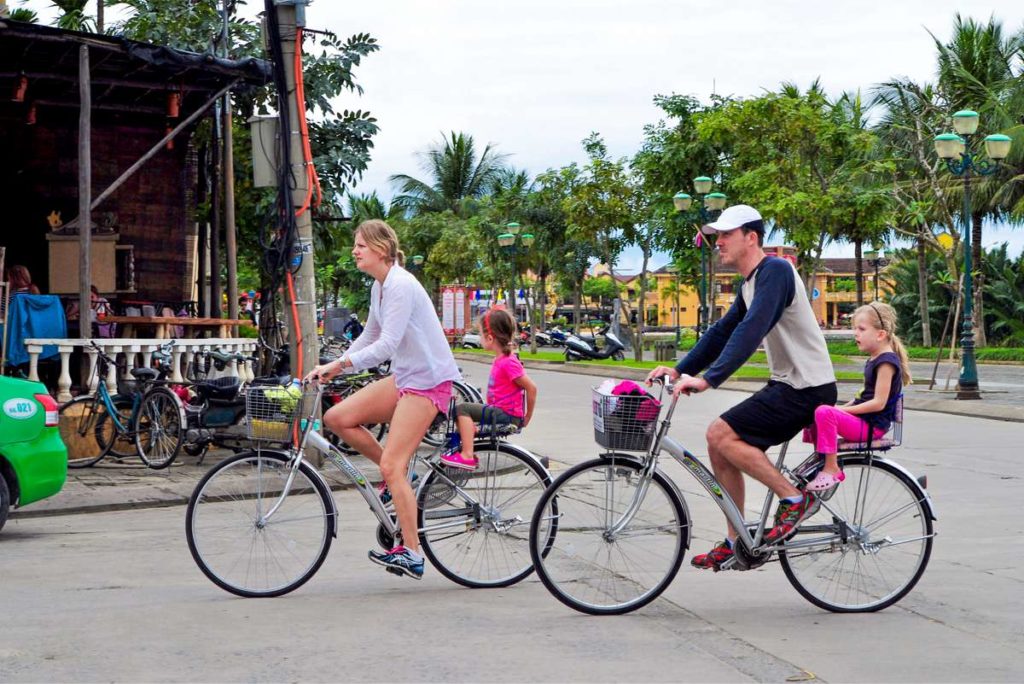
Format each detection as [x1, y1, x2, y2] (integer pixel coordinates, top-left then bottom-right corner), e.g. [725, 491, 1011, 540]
[346, 264, 461, 390]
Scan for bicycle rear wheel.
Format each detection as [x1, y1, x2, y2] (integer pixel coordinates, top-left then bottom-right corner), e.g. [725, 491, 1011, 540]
[59, 396, 108, 468]
[186, 451, 334, 598]
[529, 456, 689, 615]
[96, 395, 140, 459]
[417, 441, 552, 588]
[779, 456, 934, 612]
[134, 387, 184, 469]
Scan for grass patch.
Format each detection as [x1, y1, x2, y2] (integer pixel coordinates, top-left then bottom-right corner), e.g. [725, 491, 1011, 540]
[826, 340, 1024, 363]
[456, 347, 862, 380]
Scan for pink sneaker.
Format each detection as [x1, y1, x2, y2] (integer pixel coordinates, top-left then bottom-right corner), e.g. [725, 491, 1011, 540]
[806, 470, 845, 492]
[441, 451, 479, 471]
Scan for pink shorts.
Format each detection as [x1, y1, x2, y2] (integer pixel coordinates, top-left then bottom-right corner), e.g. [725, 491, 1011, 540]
[398, 381, 453, 415]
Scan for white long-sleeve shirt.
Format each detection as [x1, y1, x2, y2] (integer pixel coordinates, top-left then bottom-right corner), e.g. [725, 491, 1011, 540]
[346, 265, 461, 390]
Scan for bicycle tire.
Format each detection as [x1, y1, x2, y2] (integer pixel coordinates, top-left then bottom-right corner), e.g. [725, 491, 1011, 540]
[185, 450, 334, 598]
[417, 441, 552, 588]
[529, 456, 689, 615]
[59, 396, 108, 468]
[779, 455, 934, 613]
[95, 394, 139, 459]
[134, 386, 184, 469]
[422, 380, 479, 447]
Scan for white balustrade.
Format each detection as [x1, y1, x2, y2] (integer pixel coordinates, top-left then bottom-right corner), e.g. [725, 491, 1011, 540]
[22, 338, 259, 402]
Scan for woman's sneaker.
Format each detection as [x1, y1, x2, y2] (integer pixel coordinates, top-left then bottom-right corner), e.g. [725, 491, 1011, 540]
[368, 545, 424, 580]
[764, 492, 819, 544]
[440, 451, 479, 471]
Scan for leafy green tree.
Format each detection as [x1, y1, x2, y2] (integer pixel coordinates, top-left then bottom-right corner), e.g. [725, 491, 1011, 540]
[51, 0, 94, 31]
[933, 14, 1021, 345]
[390, 132, 509, 217]
[981, 244, 1024, 346]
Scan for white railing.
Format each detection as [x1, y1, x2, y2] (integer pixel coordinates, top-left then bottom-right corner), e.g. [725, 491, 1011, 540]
[22, 338, 258, 402]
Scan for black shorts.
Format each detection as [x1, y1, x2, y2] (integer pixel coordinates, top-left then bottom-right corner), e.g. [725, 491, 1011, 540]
[720, 380, 837, 451]
[455, 402, 523, 427]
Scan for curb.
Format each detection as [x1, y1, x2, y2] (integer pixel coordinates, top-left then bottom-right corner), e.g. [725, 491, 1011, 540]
[454, 352, 1024, 423]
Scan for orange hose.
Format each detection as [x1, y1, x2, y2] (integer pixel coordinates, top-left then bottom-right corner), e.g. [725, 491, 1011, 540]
[293, 27, 323, 217]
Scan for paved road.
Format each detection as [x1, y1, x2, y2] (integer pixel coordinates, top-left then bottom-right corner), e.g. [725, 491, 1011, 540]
[1, 360, 1021, 682]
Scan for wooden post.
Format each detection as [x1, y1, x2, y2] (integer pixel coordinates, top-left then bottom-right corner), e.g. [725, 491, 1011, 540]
[78, 45, 91, 345]
[210, 114, 222, 318]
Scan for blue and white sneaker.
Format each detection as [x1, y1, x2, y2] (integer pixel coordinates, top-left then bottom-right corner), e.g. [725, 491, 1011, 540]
[368, 545, 424, 580]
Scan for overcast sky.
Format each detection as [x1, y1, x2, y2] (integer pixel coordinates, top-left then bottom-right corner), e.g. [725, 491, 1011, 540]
[20, 0, 1024, 268]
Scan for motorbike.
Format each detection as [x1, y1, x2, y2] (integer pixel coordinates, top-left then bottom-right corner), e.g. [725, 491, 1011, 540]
[563, 325, 626, 362]
[180, 346, 292, 461]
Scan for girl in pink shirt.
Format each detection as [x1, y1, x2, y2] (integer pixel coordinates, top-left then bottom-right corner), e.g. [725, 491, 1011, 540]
[442, 308, 537, 470]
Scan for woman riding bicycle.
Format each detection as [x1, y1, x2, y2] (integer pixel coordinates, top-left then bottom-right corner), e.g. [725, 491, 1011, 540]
[306, 220, 461, 580]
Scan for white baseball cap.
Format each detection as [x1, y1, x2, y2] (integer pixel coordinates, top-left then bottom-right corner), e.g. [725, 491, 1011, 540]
[700, 204, 763, 235]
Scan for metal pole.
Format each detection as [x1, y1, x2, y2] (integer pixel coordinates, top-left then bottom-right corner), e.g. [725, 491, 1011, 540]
[222, 0, 239, 332]
[674, 270, 680, 347]
[699, 239, 707, 338]
[957, 160, 980, 399]
[277, 1, 317, 382]
[78, 45, 91, 343]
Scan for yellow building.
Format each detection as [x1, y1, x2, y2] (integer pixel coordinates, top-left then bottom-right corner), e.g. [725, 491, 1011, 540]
[642, 246, 894, 330]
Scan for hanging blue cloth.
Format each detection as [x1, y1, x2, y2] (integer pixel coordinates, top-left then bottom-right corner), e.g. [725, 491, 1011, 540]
[4, 294, 67, 367]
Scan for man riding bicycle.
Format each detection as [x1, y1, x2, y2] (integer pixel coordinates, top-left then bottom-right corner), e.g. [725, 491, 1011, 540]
[646, 205, 837, 570]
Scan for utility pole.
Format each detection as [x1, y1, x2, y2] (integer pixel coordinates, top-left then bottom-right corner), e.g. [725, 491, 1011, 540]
[275, 0, 317, 381]
[222, 0, 239, 332]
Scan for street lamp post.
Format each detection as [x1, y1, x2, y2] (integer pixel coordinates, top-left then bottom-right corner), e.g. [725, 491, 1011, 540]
[673, 177, 726, 338]
[934, 110, 1012, 400]
[497, 221, 535, 330]
[864, 248, 889, 301]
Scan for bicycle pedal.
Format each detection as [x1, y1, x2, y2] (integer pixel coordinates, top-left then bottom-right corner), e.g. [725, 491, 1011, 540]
[384, 566, 404, 577]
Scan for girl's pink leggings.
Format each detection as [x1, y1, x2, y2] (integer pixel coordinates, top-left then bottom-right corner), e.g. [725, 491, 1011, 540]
[813, 405, 886, 454]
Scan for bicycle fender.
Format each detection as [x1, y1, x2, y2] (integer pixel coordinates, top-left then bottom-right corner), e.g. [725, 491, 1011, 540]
[845, 453, 937, 521]
[486, 441, 549, 471]
[255, 449, 340, 539]
[596, 451, 693, 550]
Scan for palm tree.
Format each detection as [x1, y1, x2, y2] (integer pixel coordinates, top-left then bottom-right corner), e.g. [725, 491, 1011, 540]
[390, 132, 509, 217]
[346, 191, 401, 225]
[51, 1, 95, 31]
[932, 14, 1021, 345]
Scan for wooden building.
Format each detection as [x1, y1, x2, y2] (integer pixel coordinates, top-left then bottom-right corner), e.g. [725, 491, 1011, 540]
[0, 19, 270, 306]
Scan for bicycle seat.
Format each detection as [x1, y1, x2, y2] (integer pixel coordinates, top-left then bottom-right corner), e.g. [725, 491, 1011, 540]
[477, 424, 520, 438]
[195, 376, 241, 401]
[250, 375, 291, 386]
[130, 367, 159, 382]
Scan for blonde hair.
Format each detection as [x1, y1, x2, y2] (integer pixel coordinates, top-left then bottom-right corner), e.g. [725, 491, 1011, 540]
[355, 219, 405, 266]
[853, 302, 912, 385]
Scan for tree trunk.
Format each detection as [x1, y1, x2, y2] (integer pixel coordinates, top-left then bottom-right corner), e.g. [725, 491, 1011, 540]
[634, 248, 651, 361]
[854, 239, 864, 306]
[972, 212, 986, 347]
[916, 235, 932, 347]
[573, 282, 582, 334]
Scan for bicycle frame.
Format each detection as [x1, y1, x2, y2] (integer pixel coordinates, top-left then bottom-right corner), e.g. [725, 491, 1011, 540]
[253, 383, 524, 542]
[615, 389, 794, 554]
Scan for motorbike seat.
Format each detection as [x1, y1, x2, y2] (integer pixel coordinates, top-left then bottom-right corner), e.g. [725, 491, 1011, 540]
[130, 367, 159, 382]
[195, 376, 241, 401]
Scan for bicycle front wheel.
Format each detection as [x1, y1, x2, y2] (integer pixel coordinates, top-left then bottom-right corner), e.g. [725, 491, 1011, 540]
[418, 441, 552, 588]
[529, 456, 689, 615]
[59, 396, 108, 468]
[186, 451, 334, 598]
[134, 387, 184, 469]
[779, 456, 934, 613]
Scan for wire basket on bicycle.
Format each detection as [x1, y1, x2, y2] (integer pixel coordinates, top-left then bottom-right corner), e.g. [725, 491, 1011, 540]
[592, 384, 661, 452]
[245, 384, 318, 443]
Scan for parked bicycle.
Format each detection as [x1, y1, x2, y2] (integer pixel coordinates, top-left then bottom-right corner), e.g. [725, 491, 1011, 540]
[527, 378, 935, 615]
[185, 380, 553, 597]
[59, 341, 184, 469]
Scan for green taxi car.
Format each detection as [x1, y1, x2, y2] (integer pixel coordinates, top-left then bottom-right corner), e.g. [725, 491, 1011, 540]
[0, 375, 67, 531]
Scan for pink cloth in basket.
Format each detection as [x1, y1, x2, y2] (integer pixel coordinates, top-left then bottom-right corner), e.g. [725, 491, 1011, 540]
[611, 380, 661, 422]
